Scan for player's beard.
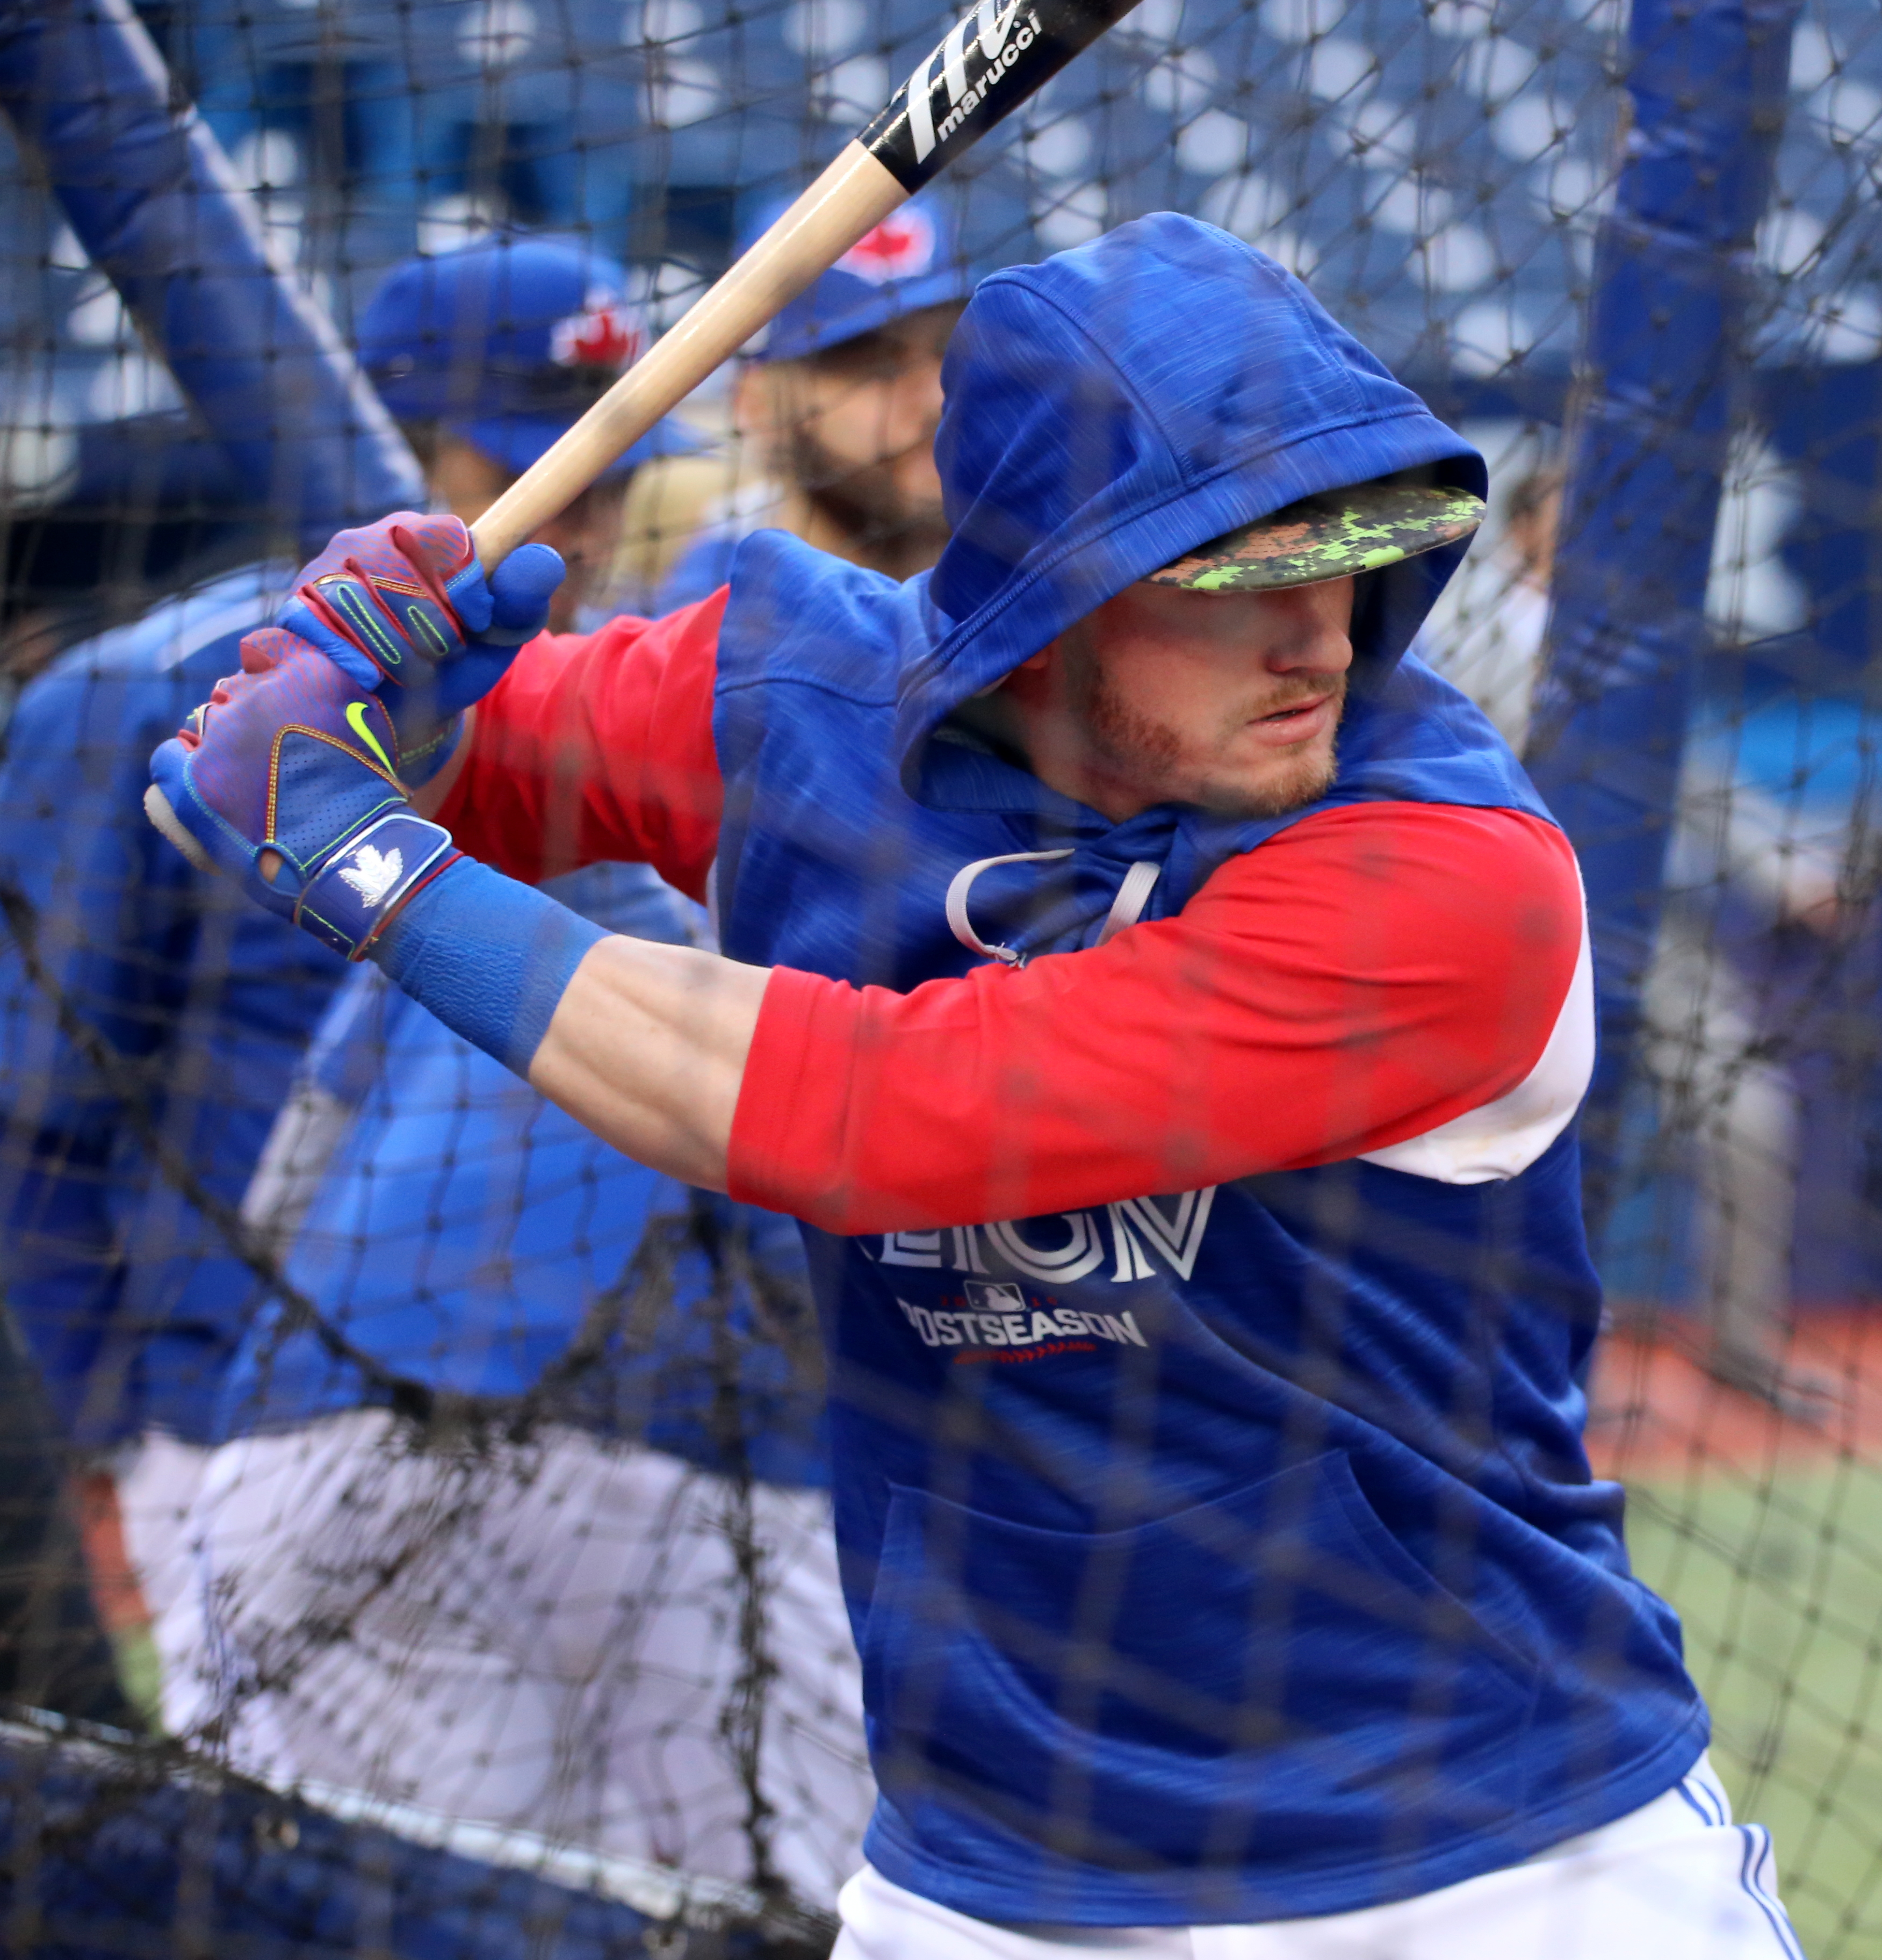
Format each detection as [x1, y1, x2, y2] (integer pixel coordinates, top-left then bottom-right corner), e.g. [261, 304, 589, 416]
[1078, 660, 1348, 819]
[784, 424, 951, 578]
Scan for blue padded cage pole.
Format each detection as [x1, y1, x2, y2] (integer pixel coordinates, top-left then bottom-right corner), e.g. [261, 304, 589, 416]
[1524, 0, 1799, 1232]
[0, 0, 423, 541]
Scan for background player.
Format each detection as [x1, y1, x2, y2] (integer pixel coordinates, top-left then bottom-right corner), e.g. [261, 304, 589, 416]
[153, 215, 1801, 1956]
[0, 229, 695, 1702]
[658, 192, 968, 608]
[135, 217, 976, 1876]
[143, 223, 977, 1875]
[156, 869, 871, 1899]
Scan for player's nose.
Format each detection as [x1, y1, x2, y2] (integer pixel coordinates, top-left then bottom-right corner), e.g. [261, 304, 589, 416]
[1257, 578, 1357, 676]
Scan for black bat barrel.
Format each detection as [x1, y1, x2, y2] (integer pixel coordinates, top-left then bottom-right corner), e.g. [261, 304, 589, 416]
[860, 0, 1142, 193]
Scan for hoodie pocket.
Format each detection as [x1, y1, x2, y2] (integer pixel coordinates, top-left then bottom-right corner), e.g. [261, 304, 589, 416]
[861, 1451, 1539, 1871]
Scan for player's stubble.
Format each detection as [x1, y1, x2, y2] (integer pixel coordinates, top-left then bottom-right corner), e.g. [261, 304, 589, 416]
[1069, 646, 1349, 821]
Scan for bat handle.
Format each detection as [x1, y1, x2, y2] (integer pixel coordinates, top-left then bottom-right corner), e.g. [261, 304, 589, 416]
[468, 143, 908, 570]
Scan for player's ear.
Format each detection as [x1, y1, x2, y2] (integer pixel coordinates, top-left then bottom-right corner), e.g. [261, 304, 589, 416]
[1007, 643, 1056, 679]
[978, 643, 1058, 717]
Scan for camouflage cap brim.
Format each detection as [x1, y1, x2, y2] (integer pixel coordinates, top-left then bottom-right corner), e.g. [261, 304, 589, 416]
[1145, 480, 1486, 592]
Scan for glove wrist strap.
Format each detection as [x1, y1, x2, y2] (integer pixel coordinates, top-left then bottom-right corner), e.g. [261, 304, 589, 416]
[293, 811, 459, 961]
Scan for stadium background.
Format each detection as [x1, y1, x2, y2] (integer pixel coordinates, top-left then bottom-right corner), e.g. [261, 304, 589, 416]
[0, 0, 1878, 1951]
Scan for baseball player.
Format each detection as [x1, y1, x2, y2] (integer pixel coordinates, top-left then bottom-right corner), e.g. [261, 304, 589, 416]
[150, 216, 1801, 1956]
[139, 217, 978, 1885]
[659, 193, 969, 607]
[0, 229, 694, 1678]
[155, 867, 870, 1900]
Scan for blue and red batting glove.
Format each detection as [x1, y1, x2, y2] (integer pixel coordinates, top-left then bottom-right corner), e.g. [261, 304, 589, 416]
[148, 628, 608, 1070]
[277, 513, 565, 783]
[146, 628, 462, 960]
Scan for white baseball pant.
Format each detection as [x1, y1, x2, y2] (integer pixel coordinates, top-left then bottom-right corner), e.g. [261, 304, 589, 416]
[834, 1755, 1801, 1960]
[150, 1409, 873, 1905]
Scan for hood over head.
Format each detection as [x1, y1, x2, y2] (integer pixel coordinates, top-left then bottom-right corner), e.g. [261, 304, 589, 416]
[898, 214, 1484, 784]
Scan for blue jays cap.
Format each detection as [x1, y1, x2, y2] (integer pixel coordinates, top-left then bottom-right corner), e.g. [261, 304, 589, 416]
[357, 235, 705, 480]
[748, 194, 971, 364]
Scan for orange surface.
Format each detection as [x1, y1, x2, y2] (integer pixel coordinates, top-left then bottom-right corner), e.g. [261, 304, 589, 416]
[1587, 1309, 1882, 1479]
[75, 1468, 153, 1638]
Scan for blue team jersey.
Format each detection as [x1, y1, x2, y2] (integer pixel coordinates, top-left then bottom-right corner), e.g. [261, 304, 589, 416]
[0, 565, 347, 1445]
[706, 217, 1706, 1924]
[210, 862, 830, 1489]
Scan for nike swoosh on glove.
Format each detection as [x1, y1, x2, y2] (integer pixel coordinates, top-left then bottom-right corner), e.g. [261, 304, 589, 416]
[146, 628, 463, 960]
[276, 512, 565, 784]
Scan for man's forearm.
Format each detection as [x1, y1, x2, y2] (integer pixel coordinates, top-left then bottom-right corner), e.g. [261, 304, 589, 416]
[350, 802, 1578, 1238]
[527, 934, 766, 1191]
[395, 687, 761, 1185]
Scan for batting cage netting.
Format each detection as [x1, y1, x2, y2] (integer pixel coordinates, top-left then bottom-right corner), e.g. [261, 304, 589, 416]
[0, 0, 1877, 1951]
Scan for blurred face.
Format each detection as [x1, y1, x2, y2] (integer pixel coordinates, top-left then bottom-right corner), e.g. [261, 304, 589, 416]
[1507, 474, 1562, 591]
[739, 302, 958, 573]
[1000, 577, 1357, 823]
[428, 435, 628, 632]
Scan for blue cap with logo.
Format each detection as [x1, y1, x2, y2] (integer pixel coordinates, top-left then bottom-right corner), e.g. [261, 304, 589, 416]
[357, 235, 705, 480]
[748, 193, 972, 363]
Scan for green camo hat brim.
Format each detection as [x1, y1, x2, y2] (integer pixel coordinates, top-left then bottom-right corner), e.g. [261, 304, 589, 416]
[1145, 481, 1486, 592]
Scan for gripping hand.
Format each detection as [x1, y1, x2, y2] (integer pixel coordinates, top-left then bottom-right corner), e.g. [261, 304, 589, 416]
[277, 513, 565, 783]
[146, 629, 462, 960]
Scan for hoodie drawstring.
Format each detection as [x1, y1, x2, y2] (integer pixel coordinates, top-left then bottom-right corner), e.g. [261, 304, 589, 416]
[946, 849, 1072, 965]
[946, 851, 1159, 967]
[1098, 861, 1160, 945]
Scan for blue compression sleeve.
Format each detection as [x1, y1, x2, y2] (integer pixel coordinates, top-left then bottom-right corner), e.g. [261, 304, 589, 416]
[369, 857, 607, 1076]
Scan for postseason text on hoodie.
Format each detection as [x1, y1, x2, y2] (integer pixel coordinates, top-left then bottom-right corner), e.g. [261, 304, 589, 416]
[433, 215, 1707, 1926]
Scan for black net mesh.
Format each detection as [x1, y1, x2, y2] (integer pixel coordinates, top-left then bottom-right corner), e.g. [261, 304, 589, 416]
[0, 0, 1878, 1952]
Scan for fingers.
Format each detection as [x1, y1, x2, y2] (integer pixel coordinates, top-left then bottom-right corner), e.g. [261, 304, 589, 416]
[442, 542, 563, 647]
[272, 515, 539, 743]
[240, 625, 314, 674]
[487, 542, 567, 635]
[276, 594, 403, 691]
[283, 513, 478, 687]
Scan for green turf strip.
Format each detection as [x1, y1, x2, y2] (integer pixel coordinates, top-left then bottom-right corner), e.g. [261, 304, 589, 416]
[1626, 1458, 1882, 1959]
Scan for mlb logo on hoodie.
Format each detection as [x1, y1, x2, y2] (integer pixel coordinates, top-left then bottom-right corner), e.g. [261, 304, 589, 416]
[837, 208, 939, 285]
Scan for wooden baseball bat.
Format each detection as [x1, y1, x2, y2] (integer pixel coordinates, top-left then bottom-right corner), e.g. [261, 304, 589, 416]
[469, 0, 1143, 567]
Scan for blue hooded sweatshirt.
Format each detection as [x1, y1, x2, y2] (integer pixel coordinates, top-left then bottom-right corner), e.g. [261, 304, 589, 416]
[706, 217, 1705, 1925]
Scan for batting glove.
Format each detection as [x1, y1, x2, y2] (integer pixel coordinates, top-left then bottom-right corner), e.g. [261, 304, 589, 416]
[277, 513, 565, 783]
[146, 628, 462, 961]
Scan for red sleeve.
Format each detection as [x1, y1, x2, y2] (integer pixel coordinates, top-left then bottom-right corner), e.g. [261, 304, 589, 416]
[435, 589, 727, 902]
[727, 803, 1583, 1235]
